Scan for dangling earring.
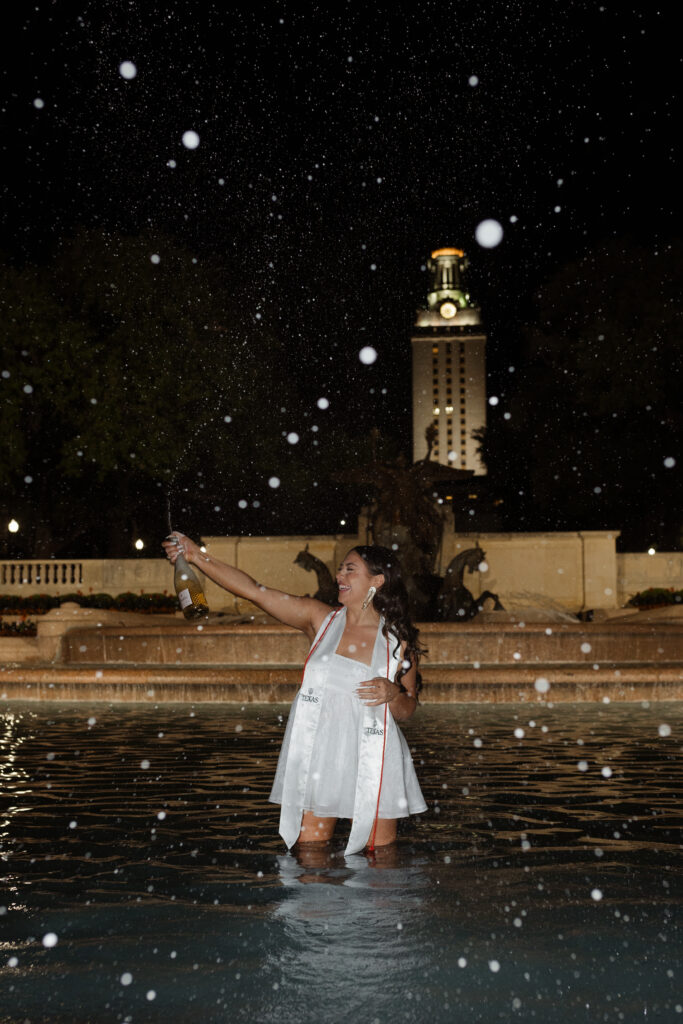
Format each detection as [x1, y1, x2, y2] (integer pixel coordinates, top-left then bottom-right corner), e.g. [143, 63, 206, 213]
[362, 586, 376, 611]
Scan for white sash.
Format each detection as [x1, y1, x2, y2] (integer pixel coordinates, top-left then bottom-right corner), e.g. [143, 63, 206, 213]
[278, 608, 402, 856]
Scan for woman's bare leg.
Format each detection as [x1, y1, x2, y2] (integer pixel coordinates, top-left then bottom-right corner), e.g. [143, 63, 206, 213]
[297, 811, 337, 844]
[368, 817, 397, 847]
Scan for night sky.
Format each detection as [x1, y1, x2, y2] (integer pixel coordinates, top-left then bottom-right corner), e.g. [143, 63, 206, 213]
[2, 2, 681, 545]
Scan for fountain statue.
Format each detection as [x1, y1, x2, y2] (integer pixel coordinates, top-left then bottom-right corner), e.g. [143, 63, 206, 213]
[437, 545, 504, 621]
[343, 426, 502, 620]
[293, 545, 339, 605]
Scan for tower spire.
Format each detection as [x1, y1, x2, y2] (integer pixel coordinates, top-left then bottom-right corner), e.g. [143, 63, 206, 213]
[427, 247, 474, 319]
[411, 246, 487, 474]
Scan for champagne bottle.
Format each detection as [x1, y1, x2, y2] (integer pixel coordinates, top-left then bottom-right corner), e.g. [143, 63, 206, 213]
[171, 540, 210, 620]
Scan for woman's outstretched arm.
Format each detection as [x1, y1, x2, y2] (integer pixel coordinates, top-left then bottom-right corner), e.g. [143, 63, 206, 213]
[162, 532, 332, 640]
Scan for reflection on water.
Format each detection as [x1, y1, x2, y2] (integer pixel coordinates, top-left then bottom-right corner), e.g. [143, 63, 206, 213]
[0, 700, 681, 1022]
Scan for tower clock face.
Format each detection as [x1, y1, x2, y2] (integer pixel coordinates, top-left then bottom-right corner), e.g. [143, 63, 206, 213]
[439, 301, 457, 319]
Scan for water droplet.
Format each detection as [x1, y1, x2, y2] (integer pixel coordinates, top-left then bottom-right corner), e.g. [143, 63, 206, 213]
[359, 346, 377, 365]
[475, 219, 503, 248]
[182, 130, 200, 149]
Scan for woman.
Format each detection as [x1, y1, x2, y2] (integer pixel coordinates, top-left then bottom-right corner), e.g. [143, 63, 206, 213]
[162, 535, 427, 855]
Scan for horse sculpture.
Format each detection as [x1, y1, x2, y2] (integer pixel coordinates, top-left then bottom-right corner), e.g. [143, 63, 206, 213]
[437, 546, 504, 621]
[293, 545, 339, 605]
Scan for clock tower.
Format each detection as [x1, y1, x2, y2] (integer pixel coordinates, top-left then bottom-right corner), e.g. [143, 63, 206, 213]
[411, 247, 487, 475]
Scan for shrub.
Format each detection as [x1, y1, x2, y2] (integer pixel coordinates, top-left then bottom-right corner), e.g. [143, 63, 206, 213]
[627, 587, 683, 608]
[0, 592, 178, 615]
[0, 594, 60, 615]
[0, 618, 37, 637]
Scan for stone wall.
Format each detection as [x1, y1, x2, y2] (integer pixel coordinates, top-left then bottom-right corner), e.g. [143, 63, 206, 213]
[440, 531, 620, 613]
[617, 551, 683, 606]
[1, 534, 681, 616]
[200, 535, 352, 614]
[202, 530, 623, 616]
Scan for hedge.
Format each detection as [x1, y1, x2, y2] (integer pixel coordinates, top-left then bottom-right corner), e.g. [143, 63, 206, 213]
[0, 592, 179, 615]
[627, 587, 683, 608]
[0, 619, 37, 637]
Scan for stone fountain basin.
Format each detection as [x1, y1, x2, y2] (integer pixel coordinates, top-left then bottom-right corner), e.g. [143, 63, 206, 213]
[1, 605, 682, 703]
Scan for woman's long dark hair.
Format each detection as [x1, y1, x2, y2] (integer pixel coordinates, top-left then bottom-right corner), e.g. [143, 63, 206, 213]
[353, 545, 426, 696]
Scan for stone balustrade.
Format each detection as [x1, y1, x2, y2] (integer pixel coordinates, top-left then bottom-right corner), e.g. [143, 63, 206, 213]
[0, 558, 172, 596]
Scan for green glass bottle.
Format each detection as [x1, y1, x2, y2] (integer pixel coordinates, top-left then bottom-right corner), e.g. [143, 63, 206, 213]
[172, 546, 209, 620]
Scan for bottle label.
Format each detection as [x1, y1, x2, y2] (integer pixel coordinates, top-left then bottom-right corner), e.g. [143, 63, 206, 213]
[178, 588, 192, 610]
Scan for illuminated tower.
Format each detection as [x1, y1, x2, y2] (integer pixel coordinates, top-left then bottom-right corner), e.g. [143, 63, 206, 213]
[411, 247, 487, 475]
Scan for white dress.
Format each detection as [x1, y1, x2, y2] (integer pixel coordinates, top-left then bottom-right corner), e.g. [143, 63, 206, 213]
[269, 607, 427, 855]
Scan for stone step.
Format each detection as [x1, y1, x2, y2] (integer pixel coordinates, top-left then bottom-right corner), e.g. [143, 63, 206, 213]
[59, 620, 683, 666]
[1, 662, 681, 703]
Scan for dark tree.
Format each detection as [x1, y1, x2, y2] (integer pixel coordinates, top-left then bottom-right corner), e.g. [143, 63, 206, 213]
[0, 229, 392, 556]
[0, 230, 290, 554]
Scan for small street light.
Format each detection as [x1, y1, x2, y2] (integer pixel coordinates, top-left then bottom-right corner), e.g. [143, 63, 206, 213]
[8, 519, 19, 533]
[134, 538, 144, 551]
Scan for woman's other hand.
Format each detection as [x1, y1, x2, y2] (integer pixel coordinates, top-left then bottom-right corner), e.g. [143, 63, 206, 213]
[162, 531, 201, 565]
[356, 676, 400, 706]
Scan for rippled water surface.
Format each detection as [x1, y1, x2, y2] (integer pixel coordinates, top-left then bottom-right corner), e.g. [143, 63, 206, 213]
[0, 699, 681, 1023]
